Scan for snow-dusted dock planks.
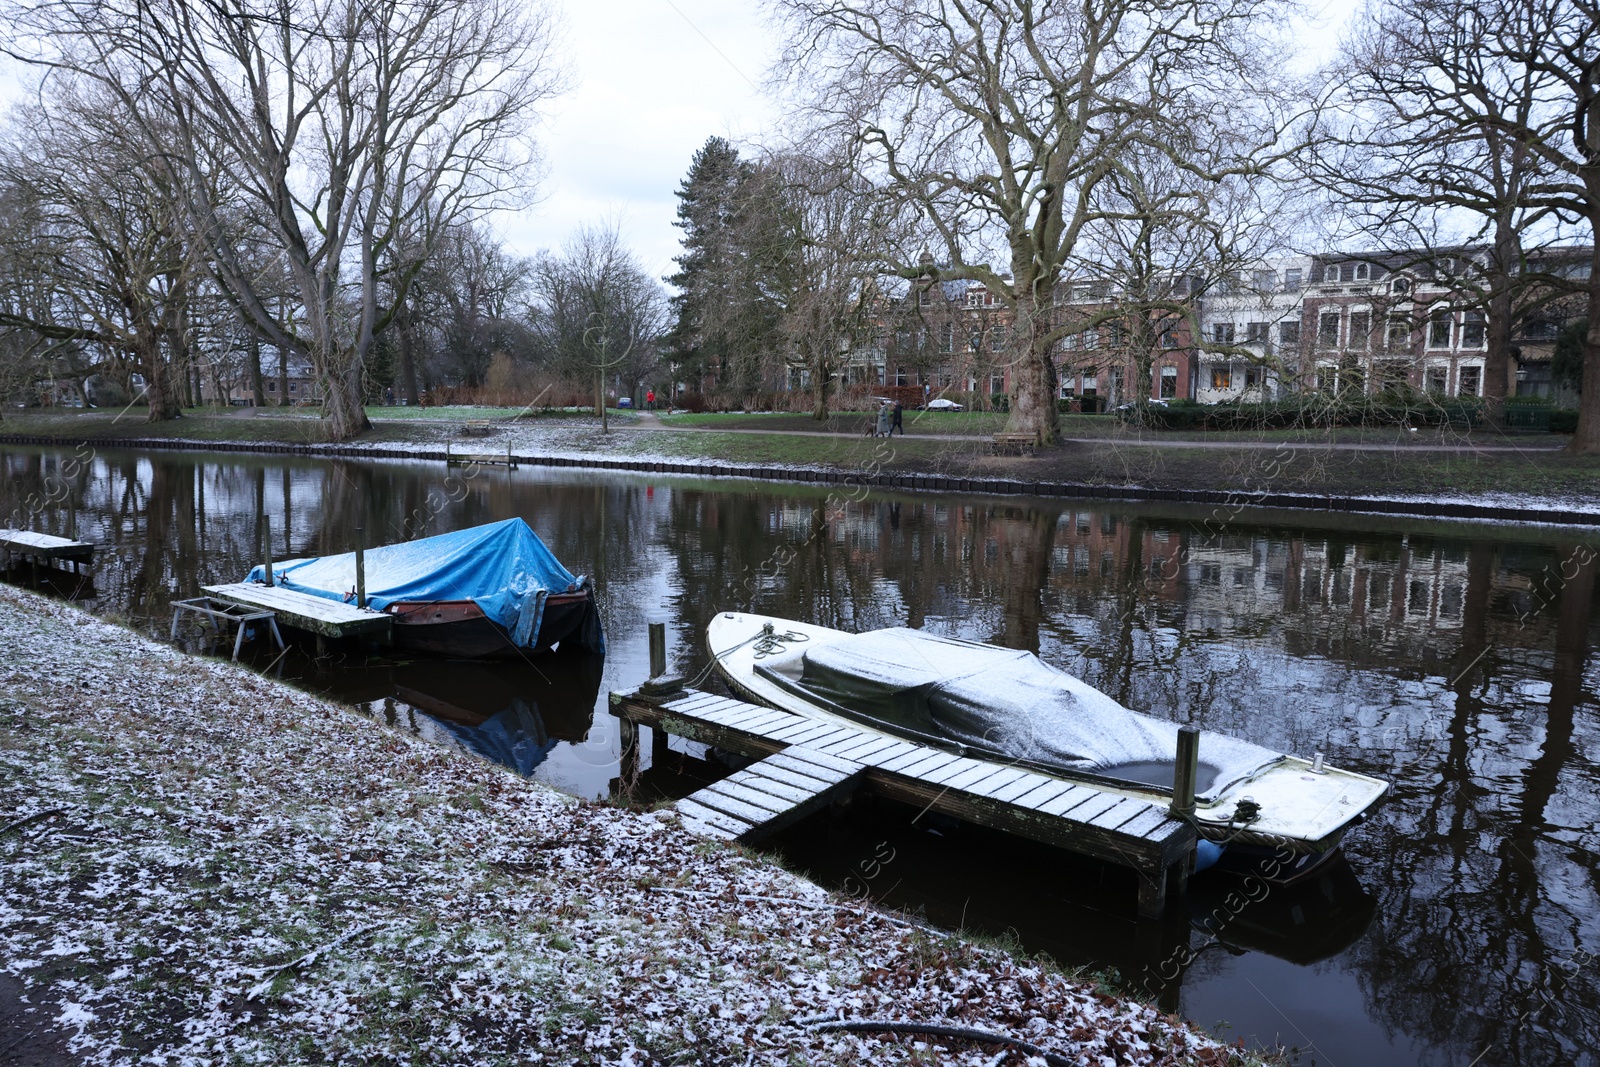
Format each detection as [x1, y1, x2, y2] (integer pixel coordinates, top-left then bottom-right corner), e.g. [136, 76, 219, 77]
[201, 582, 393, 640]
[0, 529, 94, 576]
[675, 746, 864, 842]
[611, 687, 1199, 919]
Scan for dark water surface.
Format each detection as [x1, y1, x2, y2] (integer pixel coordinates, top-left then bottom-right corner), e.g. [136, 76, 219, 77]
[3, 445, 1597, 1067]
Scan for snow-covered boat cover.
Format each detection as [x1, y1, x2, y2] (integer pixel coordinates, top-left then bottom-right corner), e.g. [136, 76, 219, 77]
[245, 518, 602, 651]
[766, 628, 1281, 800]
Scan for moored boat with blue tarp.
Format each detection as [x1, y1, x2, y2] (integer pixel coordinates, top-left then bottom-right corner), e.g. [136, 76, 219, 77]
[244, 518, 603, 659]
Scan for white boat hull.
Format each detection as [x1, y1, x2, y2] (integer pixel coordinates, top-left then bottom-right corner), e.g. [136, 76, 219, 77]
[706, 611, 1388, 858]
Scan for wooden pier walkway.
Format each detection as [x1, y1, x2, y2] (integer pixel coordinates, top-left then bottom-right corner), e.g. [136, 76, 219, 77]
[612, 686, 1198, 918]
[202, 582, 392, 640]
[0, 529, 94, 576]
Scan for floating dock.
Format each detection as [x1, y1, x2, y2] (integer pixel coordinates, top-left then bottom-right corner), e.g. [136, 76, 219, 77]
[611, 686, 1198, 919]
[0, 529, 94, 577]
[202, 582, 392, 641]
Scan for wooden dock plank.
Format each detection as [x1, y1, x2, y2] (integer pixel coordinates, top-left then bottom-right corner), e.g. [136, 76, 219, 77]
[1037, 784, 1101, 817]
[770, 744, 859, 777]
[890, 750, 963, 780]
[1112, 807, 1177, 841]
[704, 778, 794, 815]
[201, 583, 391, 638]
[682, 788, 775, 826]
[675, 798, 752, 838]
[1009, 778, 1076, 810]
[964, 766, 1035, 799]
[744, 760, 840, 793]
[1057, 790, 1125, 825]
[1087, 797, 1154, 833]
[0, 530, 93, 560]
[989, 772, 1053, 805]
[730, 772, 819, 807]
[842, 739, 924, 768]
[918, 756, 988, 787]
[814, 734, 899, 762]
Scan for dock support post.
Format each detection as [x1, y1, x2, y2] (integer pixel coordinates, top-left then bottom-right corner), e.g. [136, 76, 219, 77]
[355, 526, 366, 608]
[260, 514, 274, 587]
[1160, 724, 1202, 913]
[648, 620, 666, 678]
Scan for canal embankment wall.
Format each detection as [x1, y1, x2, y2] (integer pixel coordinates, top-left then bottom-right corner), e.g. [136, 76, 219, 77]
[4, 431, 1598, 529]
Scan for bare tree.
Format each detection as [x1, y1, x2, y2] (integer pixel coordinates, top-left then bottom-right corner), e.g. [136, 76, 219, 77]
[0, 86, 194, 420]
[770, 0, 1299, 443]
[752, 146, 889, 419]
[531, 223, 668, 430]
[8, 0, 563, 440]
[1307, 0, 1576, 411]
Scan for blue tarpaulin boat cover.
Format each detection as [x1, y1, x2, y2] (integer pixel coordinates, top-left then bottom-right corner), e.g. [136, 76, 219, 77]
[244, 518, 603, 652]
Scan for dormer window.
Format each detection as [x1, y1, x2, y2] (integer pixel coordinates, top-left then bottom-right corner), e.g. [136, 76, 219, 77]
[1391, 277, 1411, 296]
[1323, 264, 1340, 283]
[1354, 263, 1371, 281]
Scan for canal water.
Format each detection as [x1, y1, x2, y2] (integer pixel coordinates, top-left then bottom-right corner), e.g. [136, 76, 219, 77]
[2, 444, 1596, 1067]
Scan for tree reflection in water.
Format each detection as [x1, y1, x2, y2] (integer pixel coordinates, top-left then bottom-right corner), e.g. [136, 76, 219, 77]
[2, 445, 1596, 1066]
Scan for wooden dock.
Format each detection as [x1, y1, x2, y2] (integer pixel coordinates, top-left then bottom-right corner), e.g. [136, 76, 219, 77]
[612, 687, 1198, 918]
[0, 529, 94, 577]
[201, 582, 393, 640]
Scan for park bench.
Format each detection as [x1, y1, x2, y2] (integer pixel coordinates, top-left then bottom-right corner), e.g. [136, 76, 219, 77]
[992, 432, 1038, 455]
[461, 419, 495, 436]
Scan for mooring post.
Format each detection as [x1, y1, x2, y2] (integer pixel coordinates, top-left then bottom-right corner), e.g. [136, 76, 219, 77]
[648, 620, 666, 678]
[1167, 724, 1201, 906]
[260, 514, 275, 587]
[354, 525, 367, 609]
[1171, 725, 1199, 820]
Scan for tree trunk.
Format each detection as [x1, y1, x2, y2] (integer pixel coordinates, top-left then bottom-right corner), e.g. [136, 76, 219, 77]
[397, 298, 420, 406]
[1483, 214, 1518, 410]
[1007, 279, 1060, 444]
[811, 350, 831, 420]
[277, 345, 289, 406]
[1569, 244, 1600, 454]
[248, 335, 266, 407]
[321, 359, 371, 440]
[140, 331, 182, 421]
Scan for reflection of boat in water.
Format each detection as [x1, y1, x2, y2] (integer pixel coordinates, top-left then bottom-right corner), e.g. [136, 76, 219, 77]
[1188, 852, 1376, 964]
[709, 612, 1389, 862]
[305, 654, 604, 777]
[245, 518, 604, 658]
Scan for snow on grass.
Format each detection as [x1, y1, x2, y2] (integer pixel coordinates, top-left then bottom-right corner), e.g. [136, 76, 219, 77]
[0, 586, 1256, 1065]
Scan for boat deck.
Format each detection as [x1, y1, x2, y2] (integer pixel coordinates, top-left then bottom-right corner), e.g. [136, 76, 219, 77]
[202, 582, 393, 640]
[611, 686, 1198, 918]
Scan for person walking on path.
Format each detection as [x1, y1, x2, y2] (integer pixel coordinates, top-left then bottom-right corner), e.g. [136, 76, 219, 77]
[890, 399, 904, 436]
[646, 389, 655, 412]
[875, 400, 892, 438]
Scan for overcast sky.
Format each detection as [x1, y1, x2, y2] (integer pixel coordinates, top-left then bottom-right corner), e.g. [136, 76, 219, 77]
[496, 0, 782, 283]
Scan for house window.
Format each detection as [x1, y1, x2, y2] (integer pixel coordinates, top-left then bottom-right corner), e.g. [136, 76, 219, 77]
[1061, 377, 1076, 398]
[967, 290, 983, 308]
[267, 381, 277, 392]
[1246, 322, 1269, 346]
[1245, 366, 1262, 389]
[1159, 322, 1180, 348]
[1318, 312, 1340, 348]
[1252, 269, 1276, 292]
[1283, 268, 1303, 291]
[1279, 321, 1301, 347]
[968, 331, 983, 353]
[288, 382, 298, 394]
[1428, 311, 1452, 348]
[990, 325, 1008, 352]
[1427, 366, 1447, 394]
[1160, 366, 1178, 398]
[895, 366, 908, 386]
[1108, 366, 1124, 403]
[1349, 311, 1371, 349]
[1462, 310, 1486, 348]
[917, 287, 931, 306]
[1391, 277, 1411, 295]
[940, 323, 954, 352]
[1386, 317, 1410, 350]
[990, 373, 1005, 394]
[1354, 262, 1371, 281]
[1211, 365, 1233, 390]
[938, 364, 953, 387]
[1459, 365, 1482, 396]
[1211, 323, 1235, 345]
[1323, 264, 1340, 283]
[1081, 372, 1098, 397]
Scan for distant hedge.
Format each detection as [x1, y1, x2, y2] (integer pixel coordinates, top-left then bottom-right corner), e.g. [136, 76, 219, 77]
[1126, 396, 1487, 431]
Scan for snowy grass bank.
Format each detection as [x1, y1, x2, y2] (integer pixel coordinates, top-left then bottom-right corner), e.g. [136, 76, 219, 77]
[0, 586, 1256, 1065]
